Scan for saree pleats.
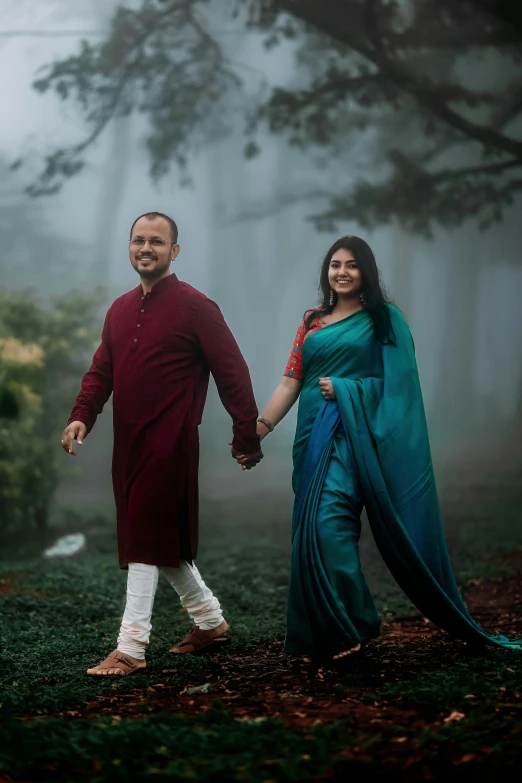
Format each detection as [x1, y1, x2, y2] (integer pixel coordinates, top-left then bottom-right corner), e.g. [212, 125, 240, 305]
[286, 305, 521, 656]
[287, 406, 381, 656]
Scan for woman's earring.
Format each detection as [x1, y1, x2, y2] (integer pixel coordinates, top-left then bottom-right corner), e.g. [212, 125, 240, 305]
[360, 291, 366, 307]
[329, 289, 334, 306]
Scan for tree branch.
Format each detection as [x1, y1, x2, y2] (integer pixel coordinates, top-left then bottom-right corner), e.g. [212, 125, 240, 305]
[263, 71, 393, 112]
[431, 158, 521, 181]
[26, 0, 235, 195]
[274, 0, 522, 161]
[388, 27, 521, 49]
[26, 0, 522, 234]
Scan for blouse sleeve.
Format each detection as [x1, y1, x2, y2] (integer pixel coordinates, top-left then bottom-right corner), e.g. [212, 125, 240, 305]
[284, 319, 307, 380]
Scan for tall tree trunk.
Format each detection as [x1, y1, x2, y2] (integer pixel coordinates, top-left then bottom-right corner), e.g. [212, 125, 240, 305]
[431, 250, 481, 443]
[391, 225, 414, 318]
[92, 115, 131, 283]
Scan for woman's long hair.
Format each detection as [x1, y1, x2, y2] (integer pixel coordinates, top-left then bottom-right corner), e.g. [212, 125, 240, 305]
[304, 236, 395, 344]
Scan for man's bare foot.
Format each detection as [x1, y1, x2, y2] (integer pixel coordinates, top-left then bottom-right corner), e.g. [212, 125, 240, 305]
[86, 649, 146, 676]
[333, 643, 362, 661]
[169, 619, 229, 654]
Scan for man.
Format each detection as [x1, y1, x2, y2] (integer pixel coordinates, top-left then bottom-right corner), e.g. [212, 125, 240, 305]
[62, 212, 262, 676]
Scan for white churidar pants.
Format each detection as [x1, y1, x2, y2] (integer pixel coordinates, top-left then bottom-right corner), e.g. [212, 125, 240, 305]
[116, 561, 224, 659]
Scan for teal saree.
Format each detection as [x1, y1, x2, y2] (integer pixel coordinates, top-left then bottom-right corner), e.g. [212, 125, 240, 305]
[286, 304, 521, 658]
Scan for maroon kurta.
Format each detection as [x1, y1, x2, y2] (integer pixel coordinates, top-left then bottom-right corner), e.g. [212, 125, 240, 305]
[69, 274, 259, 568]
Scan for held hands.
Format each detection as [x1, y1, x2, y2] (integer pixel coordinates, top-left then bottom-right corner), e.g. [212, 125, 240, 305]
[229, 442, 264, 471]
[228, 418, 270, 470]
[61, 421, 87, 456]
[318, 377, 336, 401]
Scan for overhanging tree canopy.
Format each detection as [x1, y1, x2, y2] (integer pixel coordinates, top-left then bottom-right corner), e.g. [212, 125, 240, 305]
[26, 0, 522, 235]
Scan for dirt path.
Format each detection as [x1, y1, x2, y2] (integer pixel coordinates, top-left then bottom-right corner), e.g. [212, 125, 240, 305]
[45, 553, 521, 732]
[15, 554, 514, 780]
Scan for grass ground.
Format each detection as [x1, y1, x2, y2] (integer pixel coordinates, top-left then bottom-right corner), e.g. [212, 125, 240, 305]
[1, 440, 522, 782]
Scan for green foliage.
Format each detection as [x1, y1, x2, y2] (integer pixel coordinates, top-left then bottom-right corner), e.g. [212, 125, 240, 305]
[0, 708, 350, 782]
[28, 0, 522, 234]
[376, 648, 522, 716]
[0, 525, 287, 716]
[0, 385, 20, 419]
[1, 520, 522, 779]
[0, 289, 106, 536]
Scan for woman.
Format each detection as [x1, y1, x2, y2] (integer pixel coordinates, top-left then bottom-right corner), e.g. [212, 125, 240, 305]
[242, 236, 520, 661]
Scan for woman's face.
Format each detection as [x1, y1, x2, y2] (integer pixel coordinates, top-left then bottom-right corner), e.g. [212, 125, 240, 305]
[328, 248, 362, 299]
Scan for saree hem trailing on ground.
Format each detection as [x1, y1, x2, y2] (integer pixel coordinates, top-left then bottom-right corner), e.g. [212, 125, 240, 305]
[285, 305, 521, 657]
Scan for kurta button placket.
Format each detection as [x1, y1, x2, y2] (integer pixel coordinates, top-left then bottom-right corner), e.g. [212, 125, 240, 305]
[134, 295, 146, 348]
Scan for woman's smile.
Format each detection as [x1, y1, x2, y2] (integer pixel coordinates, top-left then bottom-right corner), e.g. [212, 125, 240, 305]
[327, 248, 362, 297]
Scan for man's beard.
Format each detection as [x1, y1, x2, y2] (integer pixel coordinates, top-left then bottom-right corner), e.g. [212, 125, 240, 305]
[135, 260, 168, 279]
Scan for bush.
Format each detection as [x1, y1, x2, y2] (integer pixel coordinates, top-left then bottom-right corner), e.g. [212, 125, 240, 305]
[0, 288, 106, 537]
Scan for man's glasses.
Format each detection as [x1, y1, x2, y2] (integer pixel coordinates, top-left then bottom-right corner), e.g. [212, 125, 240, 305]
[130, 238, 173, 247]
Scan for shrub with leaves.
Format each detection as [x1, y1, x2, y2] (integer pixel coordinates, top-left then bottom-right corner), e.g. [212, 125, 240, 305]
[0, 289, 105, 537]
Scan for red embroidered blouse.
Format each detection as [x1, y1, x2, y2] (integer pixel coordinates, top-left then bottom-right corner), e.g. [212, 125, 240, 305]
[284, 312, 322, 380]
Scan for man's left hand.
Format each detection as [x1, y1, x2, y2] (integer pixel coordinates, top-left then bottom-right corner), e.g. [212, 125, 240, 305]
[229, 443, 264, 471]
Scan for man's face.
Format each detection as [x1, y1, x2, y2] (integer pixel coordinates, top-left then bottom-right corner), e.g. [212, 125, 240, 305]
[129, 216, 179, 280]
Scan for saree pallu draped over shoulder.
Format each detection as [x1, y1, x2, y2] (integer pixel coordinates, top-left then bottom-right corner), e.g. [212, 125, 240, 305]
[286, 304, 521, 657]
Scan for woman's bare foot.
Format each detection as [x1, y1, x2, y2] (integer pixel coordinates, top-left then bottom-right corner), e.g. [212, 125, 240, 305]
[333, 642, 361, 661]
[86, 649, 146, 676]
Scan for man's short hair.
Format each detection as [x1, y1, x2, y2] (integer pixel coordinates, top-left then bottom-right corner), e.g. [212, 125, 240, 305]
[130, 212, 178, 243]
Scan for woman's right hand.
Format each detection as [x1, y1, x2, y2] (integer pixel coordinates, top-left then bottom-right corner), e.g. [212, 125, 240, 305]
[229, 442, 263, 470]
[318, 377, 336, 400]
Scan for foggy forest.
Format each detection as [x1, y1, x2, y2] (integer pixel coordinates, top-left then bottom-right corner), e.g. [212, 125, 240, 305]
[1, 1, 521, 781]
